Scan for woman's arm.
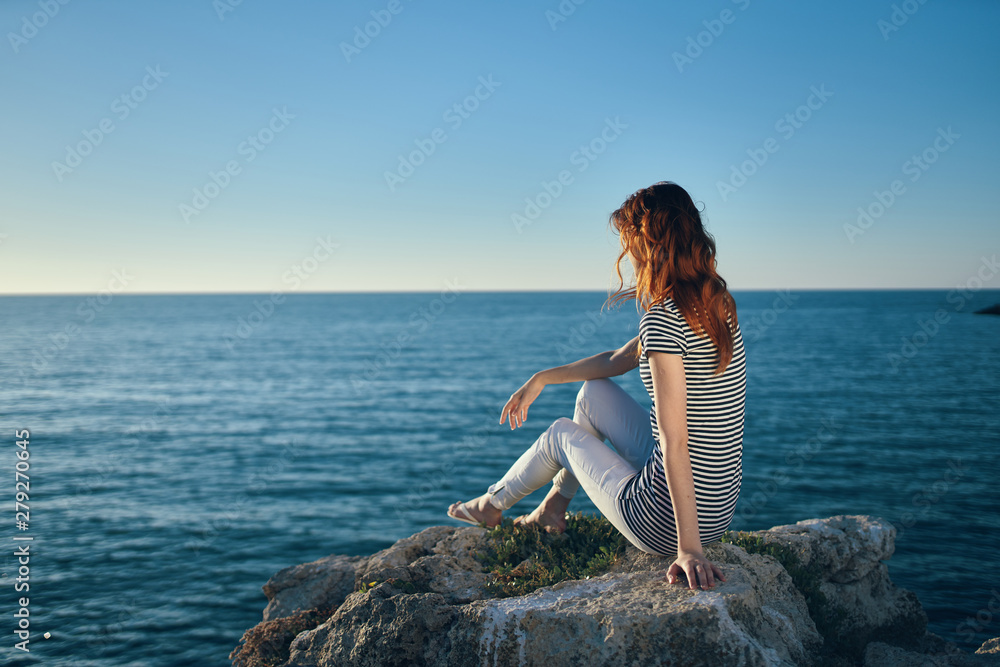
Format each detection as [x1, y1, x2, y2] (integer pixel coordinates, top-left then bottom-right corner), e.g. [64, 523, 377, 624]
[647, 350, 726, 589]
[500, 336, 639, 429]
[537, 335, 640, 385]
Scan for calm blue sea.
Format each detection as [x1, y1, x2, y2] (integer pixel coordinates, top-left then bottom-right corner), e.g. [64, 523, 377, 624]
[1, 290, 998, 666]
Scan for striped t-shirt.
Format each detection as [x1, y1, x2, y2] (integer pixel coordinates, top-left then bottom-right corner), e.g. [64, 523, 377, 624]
[616, 298, 747, 556]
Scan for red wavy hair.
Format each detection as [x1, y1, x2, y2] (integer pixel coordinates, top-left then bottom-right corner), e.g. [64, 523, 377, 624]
[605, 181, 738, 374]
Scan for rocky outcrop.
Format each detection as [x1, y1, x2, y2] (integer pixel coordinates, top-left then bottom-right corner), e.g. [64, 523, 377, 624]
[231, 516, 1000, 667]
[758, 516, 928, 655]
[262, 554, 365, 622]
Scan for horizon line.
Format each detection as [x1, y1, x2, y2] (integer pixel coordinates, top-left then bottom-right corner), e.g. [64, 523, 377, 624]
[1, 287, 998, 297]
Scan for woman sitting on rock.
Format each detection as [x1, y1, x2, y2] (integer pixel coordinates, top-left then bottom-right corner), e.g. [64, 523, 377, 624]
[448, 181, 746, 590]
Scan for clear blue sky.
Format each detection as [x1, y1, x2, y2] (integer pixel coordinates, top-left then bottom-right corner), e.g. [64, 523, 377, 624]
[1, 0, 997, 294]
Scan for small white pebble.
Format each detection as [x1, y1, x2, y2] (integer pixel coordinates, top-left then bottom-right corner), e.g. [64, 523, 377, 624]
[44, 632, 51, 639]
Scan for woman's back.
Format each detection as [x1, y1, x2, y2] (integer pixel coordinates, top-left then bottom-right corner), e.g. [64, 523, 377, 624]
[619, 298, 747, 555]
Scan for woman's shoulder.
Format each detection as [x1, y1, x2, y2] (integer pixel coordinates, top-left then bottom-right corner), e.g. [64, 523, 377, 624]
[642, 299, 685, 324]
[640, 299, 690, 348]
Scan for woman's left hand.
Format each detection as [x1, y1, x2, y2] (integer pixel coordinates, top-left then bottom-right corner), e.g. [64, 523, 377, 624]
[666, 549, 726, 590]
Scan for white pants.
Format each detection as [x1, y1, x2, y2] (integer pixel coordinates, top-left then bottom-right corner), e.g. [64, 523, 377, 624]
[487, 378, 660, 554]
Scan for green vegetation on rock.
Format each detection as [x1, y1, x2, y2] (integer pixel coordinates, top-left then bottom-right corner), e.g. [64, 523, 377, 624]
[476, 512, 629, 598]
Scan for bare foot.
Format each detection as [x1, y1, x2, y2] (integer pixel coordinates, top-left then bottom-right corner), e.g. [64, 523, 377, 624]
[513, 505, 567, 534]
[448, 494, 503, 528]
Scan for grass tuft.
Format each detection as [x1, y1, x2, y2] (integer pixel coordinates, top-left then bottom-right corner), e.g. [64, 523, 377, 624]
[475, 512, 629, 598]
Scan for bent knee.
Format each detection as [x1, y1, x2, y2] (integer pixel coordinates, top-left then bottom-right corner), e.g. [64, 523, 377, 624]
[577, 378, 611, 406]
[552, 416, 576, 430]
[543, 417, 579, 446]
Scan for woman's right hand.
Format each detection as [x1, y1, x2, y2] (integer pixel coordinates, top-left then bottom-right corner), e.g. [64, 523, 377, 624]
[500, 374, 546, 430]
